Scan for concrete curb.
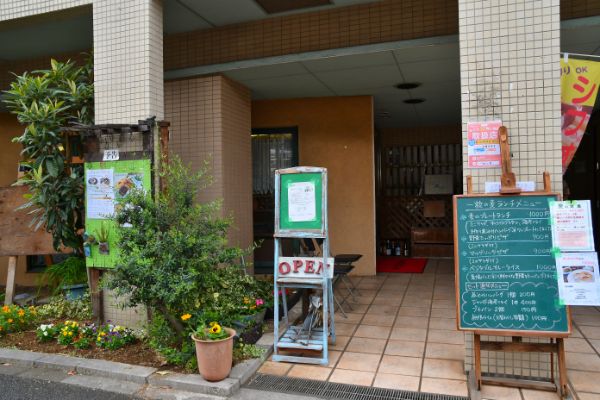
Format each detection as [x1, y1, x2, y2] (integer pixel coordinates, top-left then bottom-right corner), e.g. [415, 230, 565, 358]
[0, 342, 272, 398]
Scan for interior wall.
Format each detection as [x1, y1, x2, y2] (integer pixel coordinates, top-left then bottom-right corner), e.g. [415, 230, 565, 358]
[252, 96, 376, 276]
[0, 112, 36, 287]
[164, 75, 253, 257]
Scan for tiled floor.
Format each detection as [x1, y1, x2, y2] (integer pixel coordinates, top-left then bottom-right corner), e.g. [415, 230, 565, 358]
[258, 259, 600, 400]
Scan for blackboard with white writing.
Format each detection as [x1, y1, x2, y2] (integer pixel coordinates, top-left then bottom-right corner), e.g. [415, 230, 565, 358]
[454, 194, 570, 336]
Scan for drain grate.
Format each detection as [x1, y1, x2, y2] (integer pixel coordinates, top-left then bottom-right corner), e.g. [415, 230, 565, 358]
[245, 373, 469, 400]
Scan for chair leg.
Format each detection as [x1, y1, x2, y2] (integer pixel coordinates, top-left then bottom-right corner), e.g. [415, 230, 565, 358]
[341, 275, 358, 302]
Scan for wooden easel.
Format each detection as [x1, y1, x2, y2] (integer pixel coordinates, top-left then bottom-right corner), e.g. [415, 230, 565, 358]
[463, 126, 570, 399]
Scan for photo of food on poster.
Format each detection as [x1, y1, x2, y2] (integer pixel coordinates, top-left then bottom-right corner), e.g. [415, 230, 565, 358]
[549, 200, 595, 252]
[556, 252, 600, 306]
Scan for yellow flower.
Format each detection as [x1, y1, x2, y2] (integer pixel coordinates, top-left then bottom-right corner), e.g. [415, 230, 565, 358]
[209, 321, 218, 327]
[1, 306, 9, 313]
[243, 297, 250, 304]
[7, 319, 13, 324]
[181, 314, 191, 321]
[97, 337, 101, 341]
[17, 309, 25, 317]
[100, 332, 106, 336]
[210, 324, 222, 334]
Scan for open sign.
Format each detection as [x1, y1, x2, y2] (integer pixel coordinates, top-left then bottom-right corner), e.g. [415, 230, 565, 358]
[277, 257, 334, 279]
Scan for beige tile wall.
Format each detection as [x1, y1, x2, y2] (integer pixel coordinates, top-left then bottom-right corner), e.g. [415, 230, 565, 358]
[165, 75, 253, 254]
[0, 0, 91, 21]
[459, 0, 562, 380]
[93, 0, 164, 124]
[459, 0, 562, 194]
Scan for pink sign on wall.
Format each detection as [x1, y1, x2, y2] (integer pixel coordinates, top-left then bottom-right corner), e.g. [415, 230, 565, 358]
[467, 120, 502, 168]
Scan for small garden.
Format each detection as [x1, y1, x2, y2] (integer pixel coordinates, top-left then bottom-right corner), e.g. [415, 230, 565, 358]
[0, 58, 291, 380]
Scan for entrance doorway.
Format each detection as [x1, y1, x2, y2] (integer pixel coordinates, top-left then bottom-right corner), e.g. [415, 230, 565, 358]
[251, 127, 298, 273]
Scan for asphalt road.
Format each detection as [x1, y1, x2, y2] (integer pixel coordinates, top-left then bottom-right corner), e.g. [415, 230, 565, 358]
[0, 373, 135, 400]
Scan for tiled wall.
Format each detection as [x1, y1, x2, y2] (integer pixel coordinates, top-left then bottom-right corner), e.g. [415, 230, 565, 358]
[459, 0, 562, 194]
[459, 0, 562, 379]
[164, 0, 459, 71]
[0, 0, 91, 21]
[93, 0, 164, 124]
[165, 75, 253, 253]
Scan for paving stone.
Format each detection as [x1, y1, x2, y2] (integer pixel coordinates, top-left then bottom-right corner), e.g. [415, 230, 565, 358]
[229, 358, 261, 384]
[33, 354, 83, 371]
[0, 363, 30, 376]
[18, 367, 72, 382]
[148, 372, 239, 397]
[141, 385, 224, 400]
[0, 348, 42, 367]
[63, 374, 144, 396]
[76, 358, 156, 384]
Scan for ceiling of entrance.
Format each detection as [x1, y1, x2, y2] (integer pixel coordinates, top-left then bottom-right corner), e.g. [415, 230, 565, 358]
[163, 0, 380, 34]
[224, 41, 461, 128]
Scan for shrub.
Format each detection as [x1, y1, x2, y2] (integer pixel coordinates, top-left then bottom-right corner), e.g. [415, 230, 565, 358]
[36, 323, 59, 342]
[3, 58, 94, 251]
[36, 292, 92, 321]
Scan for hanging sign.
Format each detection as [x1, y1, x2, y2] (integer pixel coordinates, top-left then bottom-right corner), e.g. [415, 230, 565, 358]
[556, 252, 600, 306]
[278, 257, 334, 279]
[561, 57, 600, 173]
[549, 200, 595, 252]
[467, 120, 502, 168]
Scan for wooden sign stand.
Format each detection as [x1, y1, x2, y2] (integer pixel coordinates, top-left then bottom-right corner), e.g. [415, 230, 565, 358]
[462, 127, 571, 399]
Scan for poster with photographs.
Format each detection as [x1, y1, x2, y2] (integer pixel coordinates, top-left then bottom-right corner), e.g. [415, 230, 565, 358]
[86, 169, 114, 219]
[556, 252, 600, 306]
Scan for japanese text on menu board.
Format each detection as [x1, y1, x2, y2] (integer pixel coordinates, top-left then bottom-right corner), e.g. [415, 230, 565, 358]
[455, 195, 569, 334]
[467, 120, 502, 168]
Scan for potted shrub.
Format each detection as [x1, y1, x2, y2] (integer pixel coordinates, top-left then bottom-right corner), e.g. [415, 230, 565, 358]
[95, 223, 110, 255]
[43, 256, 88, 300]
[191, 322, 236, 381]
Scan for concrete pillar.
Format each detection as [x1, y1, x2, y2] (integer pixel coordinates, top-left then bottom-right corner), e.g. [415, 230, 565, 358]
[93, 0, 164, 124]
[459, 0, 562, 194]
[459, 0, 561, 379]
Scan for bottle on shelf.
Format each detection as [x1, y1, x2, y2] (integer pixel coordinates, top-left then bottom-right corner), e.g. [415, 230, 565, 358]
[385, 240, 392, 256]
[394, 240, 401, 256]
[403, 241, 409, 257]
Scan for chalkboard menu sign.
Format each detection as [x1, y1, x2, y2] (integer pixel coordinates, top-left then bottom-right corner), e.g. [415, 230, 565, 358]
[454, 194, 570, 336]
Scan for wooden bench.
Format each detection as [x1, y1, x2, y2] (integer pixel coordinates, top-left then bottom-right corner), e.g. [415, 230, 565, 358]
[410, 227, 453, 257]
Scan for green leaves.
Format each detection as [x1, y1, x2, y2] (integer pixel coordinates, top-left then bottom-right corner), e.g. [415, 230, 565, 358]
[3, 57, 93, 251]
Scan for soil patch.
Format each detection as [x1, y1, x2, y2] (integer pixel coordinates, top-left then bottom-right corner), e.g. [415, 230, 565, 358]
[0, 330, 186, 373]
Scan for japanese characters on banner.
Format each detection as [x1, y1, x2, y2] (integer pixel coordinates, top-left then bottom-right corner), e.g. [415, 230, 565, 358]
[549, 200, 599, 305]
[467, 120, 502, 168]
[561, 57, 600, 173]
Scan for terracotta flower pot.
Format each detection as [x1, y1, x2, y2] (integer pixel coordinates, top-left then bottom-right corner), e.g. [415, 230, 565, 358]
[192, 327, 236, 381]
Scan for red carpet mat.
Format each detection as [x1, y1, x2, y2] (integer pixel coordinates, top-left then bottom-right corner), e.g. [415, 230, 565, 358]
[376, 256, 428, 273]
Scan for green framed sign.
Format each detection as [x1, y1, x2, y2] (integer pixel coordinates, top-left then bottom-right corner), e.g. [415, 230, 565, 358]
[275, 167, 327, 237]
[84, 158, 151, 269]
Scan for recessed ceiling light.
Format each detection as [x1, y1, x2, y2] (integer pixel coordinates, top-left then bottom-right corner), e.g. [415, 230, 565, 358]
[403, 98, 425, 104]
[396, 82, 421, 90]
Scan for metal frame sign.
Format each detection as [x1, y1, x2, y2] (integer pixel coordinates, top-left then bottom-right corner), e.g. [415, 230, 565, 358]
[275, 167, 326, 237]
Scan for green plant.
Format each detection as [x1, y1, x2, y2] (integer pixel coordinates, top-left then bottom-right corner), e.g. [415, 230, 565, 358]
[95, 222, 109, 243]
[35, 323, 59, 342]
[36, 292, 92, 321]
[193, 321, 229, 341]
[42, 256, 87, 290]
[0, 305, 38, 336]
[3, 57, 94, 251]
[148, 313, 197, 370]
[103, 157, 250, 338]
[96, 323, 136, 350]
[233, 342, 266, 363]
[57, 320, 80, 345]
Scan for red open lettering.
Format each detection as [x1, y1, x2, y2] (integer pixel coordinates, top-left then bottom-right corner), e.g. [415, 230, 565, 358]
[279, 262, 291, 275]
[293, 259, 303, 273]
[305, 260, 315, 273]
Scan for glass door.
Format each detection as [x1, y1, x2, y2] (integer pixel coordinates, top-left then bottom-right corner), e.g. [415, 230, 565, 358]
[252, 127, 298, 273]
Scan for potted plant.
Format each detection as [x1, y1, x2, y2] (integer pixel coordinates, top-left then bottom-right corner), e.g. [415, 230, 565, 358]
[95, 222, 110, 255]
[191, 322, 236, 381]
[43, 256, 88, 300]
